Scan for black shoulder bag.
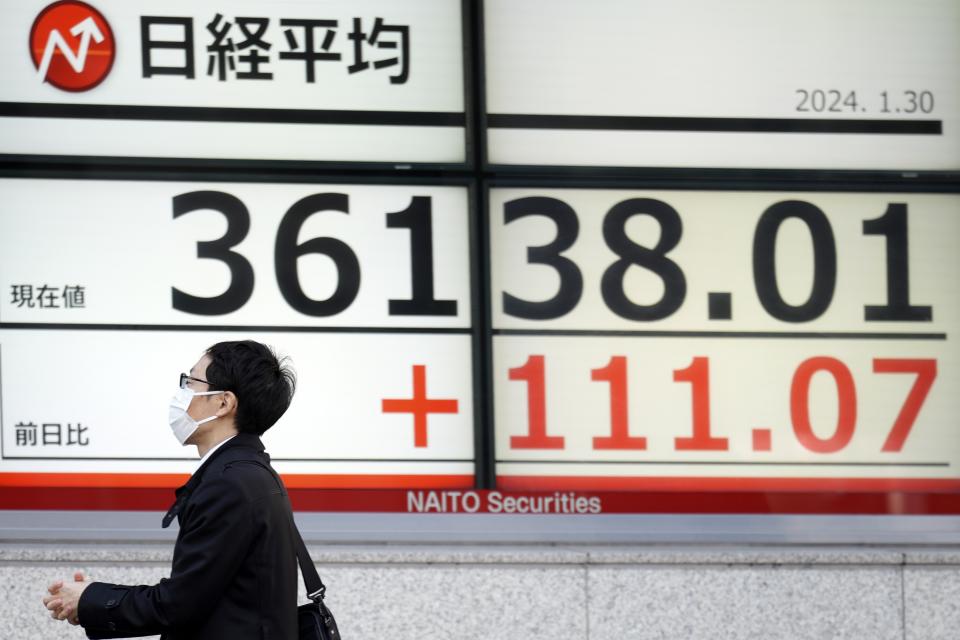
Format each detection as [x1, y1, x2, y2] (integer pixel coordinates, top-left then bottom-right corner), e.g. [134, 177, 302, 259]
[294, 529, 341, 640]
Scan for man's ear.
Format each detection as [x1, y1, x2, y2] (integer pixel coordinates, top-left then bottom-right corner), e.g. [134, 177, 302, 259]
[218, 391, 238, 418]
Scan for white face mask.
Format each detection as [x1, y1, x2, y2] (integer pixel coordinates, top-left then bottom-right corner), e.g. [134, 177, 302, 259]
[168, 387, 224, 446]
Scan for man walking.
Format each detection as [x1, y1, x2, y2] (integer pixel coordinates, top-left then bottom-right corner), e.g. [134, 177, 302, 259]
[43, 340, 299, 640]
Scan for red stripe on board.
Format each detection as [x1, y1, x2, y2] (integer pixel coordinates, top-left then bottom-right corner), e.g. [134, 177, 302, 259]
[0, 487, 957, 514]
[0, 473, 956, 514]
[4, 474, 954, 493]
[496, 476, 960, 492]
[0, 487, 175, 511]
[0, 473, 190, 488]
[290, 488, 960, 515]
[281, 474, 474, 489]
[581, 490, 960, 515]
[0, 473, 474, 490]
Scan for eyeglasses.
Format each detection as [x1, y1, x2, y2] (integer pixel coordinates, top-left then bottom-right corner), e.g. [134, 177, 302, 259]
[179, 373, 212, 389]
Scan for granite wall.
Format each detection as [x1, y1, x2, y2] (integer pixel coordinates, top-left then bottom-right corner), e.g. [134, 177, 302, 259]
[5, 543, 958, 640]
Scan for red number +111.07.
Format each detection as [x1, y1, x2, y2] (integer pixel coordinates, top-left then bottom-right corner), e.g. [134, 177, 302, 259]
[508, 356, 936, 454]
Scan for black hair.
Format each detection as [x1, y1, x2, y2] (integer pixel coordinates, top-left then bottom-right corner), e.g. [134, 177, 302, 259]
[204, 340, 296, 435]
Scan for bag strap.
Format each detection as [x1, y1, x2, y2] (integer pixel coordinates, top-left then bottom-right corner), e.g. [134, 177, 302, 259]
[293, 523, 327, 602]
[235, 456, 327, 603]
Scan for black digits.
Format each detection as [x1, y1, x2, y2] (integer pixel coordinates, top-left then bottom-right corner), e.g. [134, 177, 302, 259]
[862, 203, 931, 321]
[387, 196, 457, 316]
[172, 191, 255, 315]
[274, 193, 361, 317]
[503, 196, 583, 320]
[601, 198, 685, 321]
[753, 200, 836, 322]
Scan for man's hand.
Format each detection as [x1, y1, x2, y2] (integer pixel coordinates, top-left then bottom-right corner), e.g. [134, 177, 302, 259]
[43, 571, 90, 625]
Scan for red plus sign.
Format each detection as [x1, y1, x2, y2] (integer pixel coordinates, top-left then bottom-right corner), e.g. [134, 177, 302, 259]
[382, 365, 459, 447]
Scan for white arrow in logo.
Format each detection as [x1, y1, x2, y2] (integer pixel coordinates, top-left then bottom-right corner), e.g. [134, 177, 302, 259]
[36, 16, 105, 82]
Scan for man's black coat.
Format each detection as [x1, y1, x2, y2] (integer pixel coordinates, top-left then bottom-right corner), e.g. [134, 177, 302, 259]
[78, 434, 299, 639]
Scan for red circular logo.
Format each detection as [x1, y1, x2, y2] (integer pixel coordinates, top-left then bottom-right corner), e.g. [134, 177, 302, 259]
[29, 0, 115, 92]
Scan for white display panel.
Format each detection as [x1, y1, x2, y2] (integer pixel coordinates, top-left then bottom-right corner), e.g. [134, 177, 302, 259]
[493, 337, 957, 482]
[1, 0, 466, 163]
[0, 330, 474, 479]
[484, 0, 960, 170]
[0, 179, 471, 328]
[490, 190, 959, 332]
[489, 188, 960, 488]
[0, 177, 475, 486]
